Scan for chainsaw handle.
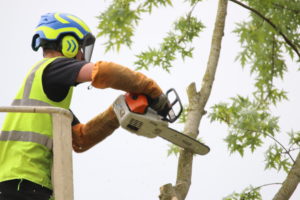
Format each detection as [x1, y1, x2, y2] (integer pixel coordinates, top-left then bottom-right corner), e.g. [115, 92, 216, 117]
[164, 88, 183, 123]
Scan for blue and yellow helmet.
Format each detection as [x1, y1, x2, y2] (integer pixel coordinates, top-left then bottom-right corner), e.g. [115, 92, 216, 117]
[32, 12, 95, 61]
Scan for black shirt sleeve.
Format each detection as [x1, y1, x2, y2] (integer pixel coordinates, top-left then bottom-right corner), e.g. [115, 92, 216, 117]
[42, 57, 88, 125]
[69, 109, 80, 126]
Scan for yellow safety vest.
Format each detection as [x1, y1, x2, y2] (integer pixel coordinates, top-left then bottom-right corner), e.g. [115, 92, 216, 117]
[0, 57, 73, 189]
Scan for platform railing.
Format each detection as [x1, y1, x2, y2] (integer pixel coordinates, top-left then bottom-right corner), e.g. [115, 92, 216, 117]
[0, 106, 74, 200]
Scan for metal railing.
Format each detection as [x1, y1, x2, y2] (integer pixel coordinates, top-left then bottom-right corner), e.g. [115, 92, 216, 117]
[0, 106, 74, 200]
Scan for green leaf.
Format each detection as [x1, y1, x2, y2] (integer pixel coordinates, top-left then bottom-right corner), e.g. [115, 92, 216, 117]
[264, 144, 292, 173]
[97, 0, 173, 51]
[209, 95, 282, 158]
[178, 105, 188, 124]
[167, 144, 181, 157]
[134, 15, 204, 71]
[288, 130, 300, 146]
[223, 185, 262, 200]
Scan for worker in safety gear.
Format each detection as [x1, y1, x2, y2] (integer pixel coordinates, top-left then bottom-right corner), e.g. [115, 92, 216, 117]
[0, 12, 169, 200]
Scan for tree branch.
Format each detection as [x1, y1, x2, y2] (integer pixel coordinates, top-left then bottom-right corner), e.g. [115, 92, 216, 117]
[224, 122, 295, 164]
[159, 184, 179, 200]
[177, 2, 201, 44]
[266, 134, 295, 164]
[158, 0, 228, 199]
[288, 147, 300, 153]
[229, 0, 300, 60]
[254, 182, 282, 191]
[273, 152, 300, 200]
[240, 127, 295, 163]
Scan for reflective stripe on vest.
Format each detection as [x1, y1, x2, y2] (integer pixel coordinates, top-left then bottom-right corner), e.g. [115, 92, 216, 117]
[1, 59, 54, 147]
[12, 99, 51, 106]
[22, 59, 48, 100]
[0, 131, 53, 150]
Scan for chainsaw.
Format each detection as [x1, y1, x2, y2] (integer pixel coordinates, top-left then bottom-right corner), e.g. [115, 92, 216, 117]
[113, 89, 210, 155]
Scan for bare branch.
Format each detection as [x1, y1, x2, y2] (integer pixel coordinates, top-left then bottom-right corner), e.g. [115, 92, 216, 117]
[254, 182, 282, 190]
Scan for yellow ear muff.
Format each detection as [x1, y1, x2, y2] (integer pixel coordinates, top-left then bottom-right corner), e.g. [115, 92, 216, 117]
[61, 35, 79, 58]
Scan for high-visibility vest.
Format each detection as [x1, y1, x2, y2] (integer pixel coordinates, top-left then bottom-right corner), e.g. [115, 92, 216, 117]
[0, 57, 74, 189]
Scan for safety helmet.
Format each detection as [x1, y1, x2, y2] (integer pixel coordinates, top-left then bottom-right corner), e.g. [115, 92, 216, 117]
[32, 12, 96, 62]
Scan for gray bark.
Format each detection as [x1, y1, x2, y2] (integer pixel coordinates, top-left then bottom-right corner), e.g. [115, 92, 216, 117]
[273, 152, 300, 200]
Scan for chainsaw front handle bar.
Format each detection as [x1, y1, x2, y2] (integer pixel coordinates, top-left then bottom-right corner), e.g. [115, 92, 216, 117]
[164, 88, 183, 123]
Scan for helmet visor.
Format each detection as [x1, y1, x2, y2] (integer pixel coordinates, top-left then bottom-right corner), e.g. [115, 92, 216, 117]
[82, 33, 96, 62]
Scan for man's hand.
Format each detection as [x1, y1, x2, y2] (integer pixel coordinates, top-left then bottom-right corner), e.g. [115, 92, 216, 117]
[149, 93, 171, 117]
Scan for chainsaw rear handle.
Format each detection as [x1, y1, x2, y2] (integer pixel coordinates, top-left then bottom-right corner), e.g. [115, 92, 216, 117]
[124, 88, 183, 123]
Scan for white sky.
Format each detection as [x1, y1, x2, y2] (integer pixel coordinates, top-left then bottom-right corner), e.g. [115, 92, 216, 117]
[0, 0, 299, 199]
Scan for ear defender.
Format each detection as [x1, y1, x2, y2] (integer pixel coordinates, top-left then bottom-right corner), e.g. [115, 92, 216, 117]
[61, 35, 79, 58]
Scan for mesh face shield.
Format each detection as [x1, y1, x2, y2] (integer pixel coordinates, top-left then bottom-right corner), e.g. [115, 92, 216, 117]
[82, 33, 96, 62]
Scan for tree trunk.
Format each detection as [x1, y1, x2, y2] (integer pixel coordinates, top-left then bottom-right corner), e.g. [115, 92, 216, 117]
[273, 152, 300, 200]
[159, 0, 228, 199]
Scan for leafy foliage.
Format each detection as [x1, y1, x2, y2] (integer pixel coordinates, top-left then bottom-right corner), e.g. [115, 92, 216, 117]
[142, 0, 173, 12]
[97, 0, 204, 71]
[263, 129, 300, 173]
[185, 0, 203, 6]
[234, 20, 288, 105]
[178, 105, 188, 124]
[223, 186, 262, 200]
[208, 0, 299, 175]
[236, 0, 300, 62]
[135, 15, 204, 71]
[206, 1, 300, 198]
[209, 96, 280, 156]
[288, 130, 300, 147]
[265, 144, 292, 173]
[208, 94, 296, 173]
[97, 0, 139, 51]
[233, 0, 300, 107]
[167, 144, 181, 157]
[97, 0, 172, 51]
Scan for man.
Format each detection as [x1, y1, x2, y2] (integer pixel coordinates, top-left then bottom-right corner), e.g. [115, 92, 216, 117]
[0, 12, 168, 200]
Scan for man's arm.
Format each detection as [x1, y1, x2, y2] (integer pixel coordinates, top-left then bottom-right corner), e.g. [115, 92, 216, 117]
[76, 63, 94, 83]
[72, 105, 119, 153]
[76, 61, 162, 98]
[72, 61, 166, 153]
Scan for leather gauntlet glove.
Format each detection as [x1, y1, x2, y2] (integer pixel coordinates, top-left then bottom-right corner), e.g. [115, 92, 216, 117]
[72, 105, 120, 152]
[149, 93, 171, 117]
[91, 61, 162, 98]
